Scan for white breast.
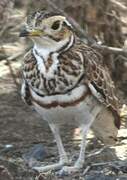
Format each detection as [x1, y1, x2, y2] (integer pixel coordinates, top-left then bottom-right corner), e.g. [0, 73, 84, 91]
[31, 85, 102, 126]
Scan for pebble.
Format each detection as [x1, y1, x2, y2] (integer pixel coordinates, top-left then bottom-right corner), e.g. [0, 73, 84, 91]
[23, 144, 47, 163]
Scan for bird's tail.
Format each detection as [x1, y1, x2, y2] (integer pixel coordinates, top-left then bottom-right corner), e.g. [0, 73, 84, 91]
[92, 106, 119, 145]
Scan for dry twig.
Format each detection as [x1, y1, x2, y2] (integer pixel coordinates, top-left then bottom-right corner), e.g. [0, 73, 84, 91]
[83, 166, 91, 176]
[86, 146, 107, 158]
[93, 44, 127, 57]
[110, 0, 127, 11]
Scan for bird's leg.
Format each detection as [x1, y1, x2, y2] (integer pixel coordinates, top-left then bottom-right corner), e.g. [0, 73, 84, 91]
[33, 123, 68, 173]
[74, 125, 89, 169]
[58, 123, 92, 175]
[49, 123, 68, 164]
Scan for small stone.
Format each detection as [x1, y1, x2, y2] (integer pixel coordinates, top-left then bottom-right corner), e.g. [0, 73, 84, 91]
[23, 144, 47, 163]
[0, 144, 14, 155]
[4, 144, 13, 150]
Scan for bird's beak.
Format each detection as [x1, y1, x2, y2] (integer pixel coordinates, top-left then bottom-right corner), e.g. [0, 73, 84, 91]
[19, 29, 43, 37]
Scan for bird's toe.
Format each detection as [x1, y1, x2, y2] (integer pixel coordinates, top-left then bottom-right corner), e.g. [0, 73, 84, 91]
[57, 166, 80, 176]
[32, 162, 64, 173]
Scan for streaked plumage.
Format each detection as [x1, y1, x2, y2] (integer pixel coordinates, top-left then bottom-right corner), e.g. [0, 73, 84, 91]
[20, 11, 121, 174]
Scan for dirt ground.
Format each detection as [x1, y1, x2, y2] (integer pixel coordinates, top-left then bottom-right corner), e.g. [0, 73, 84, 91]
[0, 1, 127, 180]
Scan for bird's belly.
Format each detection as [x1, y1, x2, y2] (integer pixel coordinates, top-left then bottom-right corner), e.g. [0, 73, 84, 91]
[30, 85, 102, 125]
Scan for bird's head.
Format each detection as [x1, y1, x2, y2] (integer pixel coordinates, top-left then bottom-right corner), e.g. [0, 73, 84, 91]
[20, 11, 74, 50]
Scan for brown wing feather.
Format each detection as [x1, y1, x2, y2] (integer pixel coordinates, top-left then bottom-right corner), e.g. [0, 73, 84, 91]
[84, 46, 121, 128]
[73, 39, 121, 129]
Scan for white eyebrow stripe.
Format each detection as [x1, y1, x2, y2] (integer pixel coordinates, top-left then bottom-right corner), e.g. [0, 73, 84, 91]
[64, 19, 73, 28]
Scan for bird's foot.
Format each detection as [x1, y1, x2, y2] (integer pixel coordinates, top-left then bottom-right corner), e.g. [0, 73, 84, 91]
[32, 157, 69, 173]
[33, 162, 64, 173]
[57, 166, 80, 176]
[57, 159, 84, 176]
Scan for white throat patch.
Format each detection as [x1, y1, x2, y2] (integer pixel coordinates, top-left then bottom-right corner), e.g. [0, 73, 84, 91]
[33, 35, 74, 57]
[33, 35, 74, 78]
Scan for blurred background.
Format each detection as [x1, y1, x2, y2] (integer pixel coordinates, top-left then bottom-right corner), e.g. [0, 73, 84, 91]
[0, 0, 127, 179]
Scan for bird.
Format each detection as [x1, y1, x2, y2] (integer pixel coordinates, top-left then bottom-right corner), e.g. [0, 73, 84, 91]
[19, 10, 121, 175]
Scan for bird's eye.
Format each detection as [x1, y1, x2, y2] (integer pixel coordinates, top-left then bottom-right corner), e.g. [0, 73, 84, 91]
[51, 20, 60, 30]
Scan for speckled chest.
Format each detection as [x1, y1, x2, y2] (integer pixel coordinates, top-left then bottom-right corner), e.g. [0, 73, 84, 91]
[22, 49, 84, 96]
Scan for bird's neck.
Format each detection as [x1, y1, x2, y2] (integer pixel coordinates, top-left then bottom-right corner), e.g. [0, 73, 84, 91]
[33, 35, 75, 60]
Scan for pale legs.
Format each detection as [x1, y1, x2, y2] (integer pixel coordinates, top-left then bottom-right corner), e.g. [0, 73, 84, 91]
[58, 103, 101, 175]
[33, 108, 98, 174]
[58, 123, 93, 175]
[33, 123, 68, 172]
